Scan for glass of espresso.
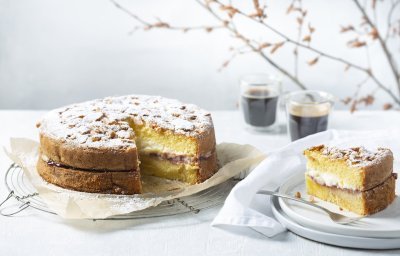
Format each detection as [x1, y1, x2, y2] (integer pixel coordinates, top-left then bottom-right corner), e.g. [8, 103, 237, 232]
[286, 90, 334, 141]
[240, 74, 282, 132]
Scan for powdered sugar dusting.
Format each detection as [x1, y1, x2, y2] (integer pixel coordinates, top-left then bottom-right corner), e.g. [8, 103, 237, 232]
[38, 95, 213, 149]
[170, 118, 195, 131]
[316, 145, 393, 167]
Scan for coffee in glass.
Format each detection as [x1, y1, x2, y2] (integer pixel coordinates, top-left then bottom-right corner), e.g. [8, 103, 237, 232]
[286, 90, 334, 141]
[240, 74, 281, 132]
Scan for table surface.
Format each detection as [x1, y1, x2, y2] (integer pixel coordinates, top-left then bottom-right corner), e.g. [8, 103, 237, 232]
[1, 110, 399, 256]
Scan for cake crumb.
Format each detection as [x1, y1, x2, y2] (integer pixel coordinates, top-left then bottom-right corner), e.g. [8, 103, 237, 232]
[309, 195, 316, 203]
[339, 207, 343, 211]
[294, 191, 301, 198]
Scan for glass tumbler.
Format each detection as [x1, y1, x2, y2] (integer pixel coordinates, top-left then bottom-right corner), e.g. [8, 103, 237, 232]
[286, 90, 335, 141]
[240, 74, 282, 132]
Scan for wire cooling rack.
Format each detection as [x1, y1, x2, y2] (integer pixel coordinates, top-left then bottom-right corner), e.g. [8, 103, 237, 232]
[1, 164, 238, 219]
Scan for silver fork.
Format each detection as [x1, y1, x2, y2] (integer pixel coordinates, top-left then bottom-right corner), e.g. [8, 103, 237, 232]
[258, 190, 363, 225]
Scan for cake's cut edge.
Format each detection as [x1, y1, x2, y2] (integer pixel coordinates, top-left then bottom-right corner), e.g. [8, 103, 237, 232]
[305, 173, 396, 216]
[132, 120, 218, 184]
[139, 149, 217, 184]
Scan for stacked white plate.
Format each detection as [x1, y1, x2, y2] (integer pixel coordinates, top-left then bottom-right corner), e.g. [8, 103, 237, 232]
[271, 172, 400, 249]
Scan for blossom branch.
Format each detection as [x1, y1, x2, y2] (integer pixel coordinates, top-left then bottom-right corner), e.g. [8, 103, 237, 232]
[111, 0, 400, 107]
[196, 0, 308, 89]
[385, 0, 400, 41]
[110, 0, 225, 33]
[353, 0, 400, 93]
[210, 0, 400, 104]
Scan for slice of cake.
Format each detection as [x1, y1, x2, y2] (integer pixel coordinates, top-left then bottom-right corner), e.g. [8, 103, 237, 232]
[304, 145, 397, 215]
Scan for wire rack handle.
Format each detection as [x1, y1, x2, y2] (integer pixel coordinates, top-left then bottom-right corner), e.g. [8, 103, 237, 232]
[0, 190, 38, 217]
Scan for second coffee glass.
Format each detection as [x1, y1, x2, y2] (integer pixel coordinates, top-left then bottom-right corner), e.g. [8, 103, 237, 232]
[286, 90, 334, 141]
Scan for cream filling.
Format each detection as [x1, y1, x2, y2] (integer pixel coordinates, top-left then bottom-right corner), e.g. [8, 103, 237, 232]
[306, 168, 357, 190]
[139, 140, 183, 155]
[41, 154, 50, 162]
[42, 149, 214, 167]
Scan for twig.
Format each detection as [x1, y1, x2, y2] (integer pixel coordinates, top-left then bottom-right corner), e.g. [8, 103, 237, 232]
[385, 0, 400, 41]
[111, 0, 151, 26]
[294, 0, 304, 79]
[218, 47, 254, 71]
[353, 0, 400, 95]
[110, 0, 225, 33]
[196, 0, 307, 89]
[349, 75, 370, 112]
[256, 44, 307, 89]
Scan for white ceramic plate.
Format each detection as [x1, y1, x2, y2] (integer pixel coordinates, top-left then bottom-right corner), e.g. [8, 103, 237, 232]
[271, 195, 400, 249]
[278, 171, 400, 238]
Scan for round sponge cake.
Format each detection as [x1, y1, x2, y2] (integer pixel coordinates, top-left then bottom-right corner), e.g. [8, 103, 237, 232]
[36, 95, 218, 194]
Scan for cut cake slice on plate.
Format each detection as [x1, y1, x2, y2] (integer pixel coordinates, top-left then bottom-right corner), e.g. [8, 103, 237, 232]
[304, 145, 396, 216]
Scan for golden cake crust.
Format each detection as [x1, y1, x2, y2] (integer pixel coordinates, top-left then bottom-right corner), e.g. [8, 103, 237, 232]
[198, 148, 218, 183]
[40, 134, 139, 171]
[37, 158, 142, 194]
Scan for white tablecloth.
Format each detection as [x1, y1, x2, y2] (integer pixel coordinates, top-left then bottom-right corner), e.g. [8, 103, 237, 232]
[1, 110, 399, 256]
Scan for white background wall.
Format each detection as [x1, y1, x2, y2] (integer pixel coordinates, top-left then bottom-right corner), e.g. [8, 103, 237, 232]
[0, 0, 398, 110]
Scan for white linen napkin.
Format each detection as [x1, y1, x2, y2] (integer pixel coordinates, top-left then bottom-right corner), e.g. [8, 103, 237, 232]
[211, 129, 400, 237]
